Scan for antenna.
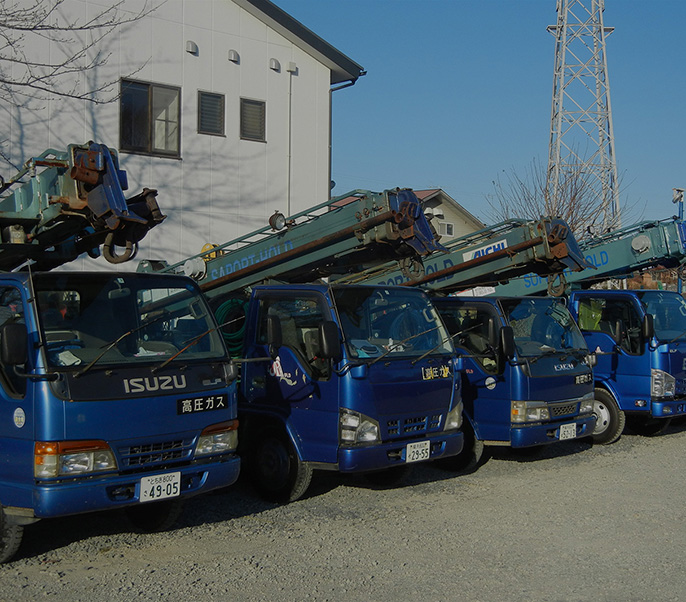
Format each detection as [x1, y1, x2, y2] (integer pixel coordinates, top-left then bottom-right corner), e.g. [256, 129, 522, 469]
[547, 0, 620, 231]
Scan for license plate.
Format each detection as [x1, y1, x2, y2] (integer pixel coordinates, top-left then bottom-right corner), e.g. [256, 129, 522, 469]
[559, 423, 577, 440]
[139, 472, 181, 503]
[406, 440, 431, 463]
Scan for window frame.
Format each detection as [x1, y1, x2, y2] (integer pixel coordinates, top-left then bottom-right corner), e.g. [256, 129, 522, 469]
[198, 91, 226, 137]
[120, 79, 181, 158]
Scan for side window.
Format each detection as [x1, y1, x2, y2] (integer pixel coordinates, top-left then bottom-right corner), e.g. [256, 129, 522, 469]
[257, 295, 329, 378]
[440, 305, 498, 373]
[579, 297, 642, 354]
[0, 287, 27, 397]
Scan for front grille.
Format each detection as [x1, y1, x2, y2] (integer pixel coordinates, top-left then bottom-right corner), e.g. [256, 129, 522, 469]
[386, 414, 442, 438]
[119, 438, 195, 469]
[549, 402, 577, 417]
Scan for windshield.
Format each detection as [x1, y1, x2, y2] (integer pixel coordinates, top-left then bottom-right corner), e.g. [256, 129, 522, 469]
[636, 290, 686, 342]
[501, 298, 587, 357]
[34, 273, 226, 370]
[333, 287, 453, 359]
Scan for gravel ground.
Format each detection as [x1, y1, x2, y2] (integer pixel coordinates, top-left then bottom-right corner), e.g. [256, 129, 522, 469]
[2, 421, 686, 602]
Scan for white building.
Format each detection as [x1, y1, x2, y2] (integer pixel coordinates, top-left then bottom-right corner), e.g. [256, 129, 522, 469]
[0, 0, 364, 266]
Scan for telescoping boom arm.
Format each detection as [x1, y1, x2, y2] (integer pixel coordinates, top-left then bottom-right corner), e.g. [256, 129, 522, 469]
[490, 218, 686, 296]
[0, 141, 165, 271]
[335, 217, 591, 294]
[152, 188, 445, 298]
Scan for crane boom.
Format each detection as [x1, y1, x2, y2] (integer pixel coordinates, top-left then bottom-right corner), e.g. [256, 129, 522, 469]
[490, 218, 686, 296]
[334, 217, 591, 294]
[150, 188, 445, 298]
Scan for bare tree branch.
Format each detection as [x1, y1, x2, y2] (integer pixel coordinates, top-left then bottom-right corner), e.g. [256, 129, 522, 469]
[485, 157, 635, 240]
[0, 0, 154, 106]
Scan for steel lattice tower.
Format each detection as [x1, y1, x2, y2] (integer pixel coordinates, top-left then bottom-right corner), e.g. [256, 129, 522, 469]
[547, 0, 620, 230]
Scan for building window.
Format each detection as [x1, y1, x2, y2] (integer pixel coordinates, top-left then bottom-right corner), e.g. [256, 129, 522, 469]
[240, 98, 266, 142]
[439, 222, 455, 237]
[198, 92, 225, 136]
[120, 79, 180, 157]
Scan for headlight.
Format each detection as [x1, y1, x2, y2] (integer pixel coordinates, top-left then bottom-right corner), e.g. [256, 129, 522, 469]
[651, 369, 676, 398]
[35, 440, 117, 478]
[340, 409, 380, 444]
[578, 393, 595, 414]
[511, 401, 550, 423]
[444, 401, 463, 430]
[196, 420, 239, 456]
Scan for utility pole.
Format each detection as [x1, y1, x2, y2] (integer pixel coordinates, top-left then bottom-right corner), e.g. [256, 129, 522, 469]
[674, 187, 684, 293]
[547, 0, 620, 232]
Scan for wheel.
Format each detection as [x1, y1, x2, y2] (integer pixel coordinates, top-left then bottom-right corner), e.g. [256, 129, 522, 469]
[249, 429, 313, 503]
[125, 499, 184, 532]
[627, 416, 672, 437]
[0, 506, 24, 564]
[364, 464, 412, 488]
[590, 388, 625, 445]
[436, 420, 486, 472]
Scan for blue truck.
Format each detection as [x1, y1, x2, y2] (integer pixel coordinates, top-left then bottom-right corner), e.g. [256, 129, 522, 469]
[0, 144, 240, 563]
[494, 218, 686, 442]
[431, 295, 596, 468]
[231, 283, 464, 502]
[567, 289, 686, 441]
[148, 189, 466, 501]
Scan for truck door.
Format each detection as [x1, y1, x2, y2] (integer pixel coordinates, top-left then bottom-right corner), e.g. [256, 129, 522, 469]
[0, 285, 34, 507]
[575, 293, 647, 403]
[242, 291, 339, 463]
[442, 301, 509, 441]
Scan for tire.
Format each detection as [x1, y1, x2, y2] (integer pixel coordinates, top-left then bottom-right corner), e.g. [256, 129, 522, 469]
[436, 420, 486, 473]
[0, 506, 24, 564]
[364, 464, 412, 488]
[249, 429, 313, 503]
[627, 416, 672, 437]
[590, 388, 625, 445]
[125, 499, 184, 532]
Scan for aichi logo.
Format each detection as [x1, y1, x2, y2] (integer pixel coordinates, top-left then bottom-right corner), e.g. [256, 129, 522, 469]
[462, 240, 507, 262]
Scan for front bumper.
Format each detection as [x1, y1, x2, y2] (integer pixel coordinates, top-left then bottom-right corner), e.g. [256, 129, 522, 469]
[510, 415, 596, 448]
[27, 454, 240, 519]
[337, 430, 464, 472]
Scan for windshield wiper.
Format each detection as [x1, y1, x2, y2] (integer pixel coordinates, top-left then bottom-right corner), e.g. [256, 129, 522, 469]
[74, 310, 170, 378]
[368, 324, 443, 366]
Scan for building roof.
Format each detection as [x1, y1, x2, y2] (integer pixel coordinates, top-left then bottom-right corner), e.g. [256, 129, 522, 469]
[234, 0, 366, 85]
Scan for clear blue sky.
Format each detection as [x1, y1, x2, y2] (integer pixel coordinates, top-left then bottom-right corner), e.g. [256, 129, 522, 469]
[275, 0, 685, 225]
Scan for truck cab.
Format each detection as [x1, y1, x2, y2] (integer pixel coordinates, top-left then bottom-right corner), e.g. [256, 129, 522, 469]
[0, 272, 240, 563]
[432, 296, 596, 469]
[569, 289, 686, 440]
[234, 284, 464, 502]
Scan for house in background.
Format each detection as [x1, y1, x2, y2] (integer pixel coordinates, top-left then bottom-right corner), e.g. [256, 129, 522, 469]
[0, 0, 364, 267]
[413, 189, 485, 242]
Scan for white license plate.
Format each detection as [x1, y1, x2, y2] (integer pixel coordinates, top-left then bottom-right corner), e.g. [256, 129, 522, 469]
[406, 440, 431, 463]
[139, 472, 181, 503]
[559, 423, 577, 440]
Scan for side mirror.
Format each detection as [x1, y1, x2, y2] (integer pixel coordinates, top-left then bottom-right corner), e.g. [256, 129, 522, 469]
[225, 361, 238, 382]
[1, 323, 28, 366]
[267, 315, 282, 360]
[500, 325, 516, 360]
[319, 320, 342, 362]
[642, 313, 655, 341]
